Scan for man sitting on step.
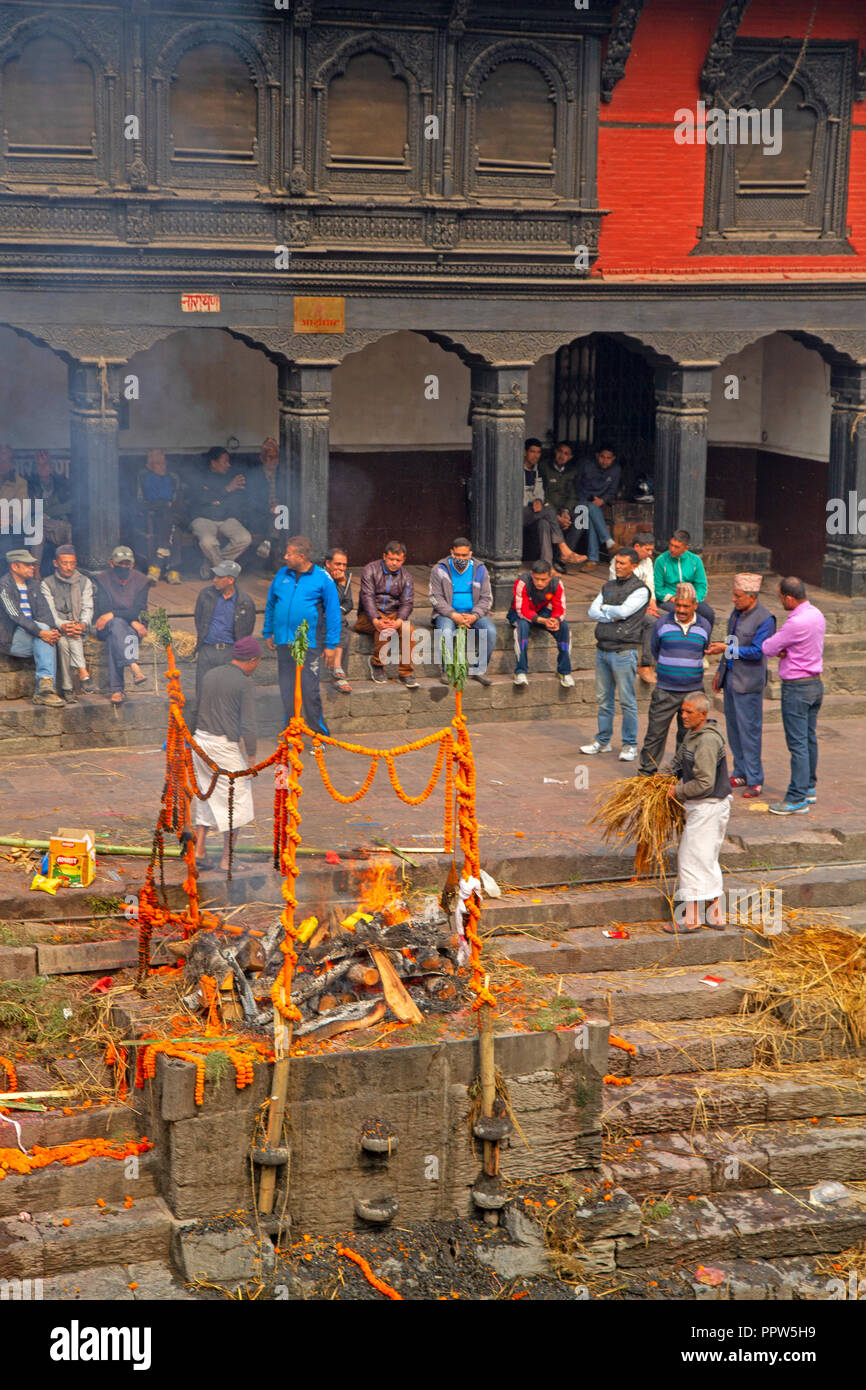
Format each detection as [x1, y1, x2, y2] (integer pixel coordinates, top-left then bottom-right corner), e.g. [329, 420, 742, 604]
[430, 537, 497, 688]
[135, 449, 184, 585]
[661, 692, 733, 934]
[0, 547, 64, 706]
[40, 545, 96, 703]
[507, 560, 574, 689]
[91, 546, 153, 706]
[654, 529, 714, 628]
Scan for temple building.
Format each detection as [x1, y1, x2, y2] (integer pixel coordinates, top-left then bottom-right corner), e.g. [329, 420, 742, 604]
[1, 0, 866, 599]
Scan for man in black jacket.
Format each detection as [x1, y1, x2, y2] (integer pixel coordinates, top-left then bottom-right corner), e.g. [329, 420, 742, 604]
[193, 560, 257, 705]
[576, 443, 621, 564]
[581, 548, 650, 760]
[188, 447, 252, 579]
[91, 546, 153, 705]
[0, 548, 64, 706]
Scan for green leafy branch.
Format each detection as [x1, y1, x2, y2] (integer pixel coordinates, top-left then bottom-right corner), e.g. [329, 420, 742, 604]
[441, 623, 468, 692]
[291, 618, 310, 667]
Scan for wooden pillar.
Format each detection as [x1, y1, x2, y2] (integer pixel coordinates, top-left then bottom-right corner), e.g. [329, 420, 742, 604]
[469, 365, 529, 611]
[653, 365, 713, 552]
[823, 362, 866, 596]
[278, 362, 332, 561]
[68, 359, 122, 570]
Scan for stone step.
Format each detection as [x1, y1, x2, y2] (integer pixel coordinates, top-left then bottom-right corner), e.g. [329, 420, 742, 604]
[558, 962, 754, 1024]
[600, 1116, 866, 1198]
[701, 545, 772, 572]
[11, 1103, 141, 1153]
[0, 1151, 158, 1219]
[41, 1258, 194, 1301]
[612, 1185, 866, 1269]
[601, 1013, 855, 1080]
[495, 924, 766, 976]
[0, 1195, 173, 1279]
[485, 863, 866, 938]
[703, 519, 761, 544]
[602, 1063, 866, 1135]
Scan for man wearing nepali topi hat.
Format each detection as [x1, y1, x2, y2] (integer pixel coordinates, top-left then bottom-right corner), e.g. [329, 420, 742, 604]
[191, 635, 263, 873]
[707, 574, 775, 799]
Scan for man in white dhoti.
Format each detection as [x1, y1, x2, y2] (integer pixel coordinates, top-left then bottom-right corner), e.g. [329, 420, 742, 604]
[192, 635, 262, 873]
[661, 692, 733, 933]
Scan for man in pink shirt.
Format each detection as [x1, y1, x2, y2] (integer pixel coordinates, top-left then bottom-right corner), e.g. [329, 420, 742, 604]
[760, 577, 826, 815]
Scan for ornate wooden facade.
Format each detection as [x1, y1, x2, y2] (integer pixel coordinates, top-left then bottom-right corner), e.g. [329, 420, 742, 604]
[1, 0, 866, 597]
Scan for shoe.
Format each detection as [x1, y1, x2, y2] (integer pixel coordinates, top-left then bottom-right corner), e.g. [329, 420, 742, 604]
[156, 547, 170, 560]
[552, 558, 566, 575]
[742, 785, 763, 799]
[33, 678, 64, 708]
[580, 740, 612, 754]
[166, 570, 181, 586]
[730, 776, 747, 788]
[439, 672, 450, 685]
[768, 801, 810, 815]
[400, 675, 420, 690]
[559, 673, 575, 688]
[368, 658, 387, 684]
[60, 689, 79, 705]
[471, 672, 492, 688]
[146, 564, 161, 582]
[619, 745, 638, 761]
[513, 672, 528, 687]
[78, 678, 96, 695]
[605, 538, 616, 551]
[806, 788, 817, 804]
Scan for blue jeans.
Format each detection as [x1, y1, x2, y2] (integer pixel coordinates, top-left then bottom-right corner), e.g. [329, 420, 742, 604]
[10, 622, 56, 683]
[595, 648, 638, 746]
[507, 609, 571, 675]
[780, 676, 822, 803]
[433, 615, 497, 676]
[584, 502, 612, 562]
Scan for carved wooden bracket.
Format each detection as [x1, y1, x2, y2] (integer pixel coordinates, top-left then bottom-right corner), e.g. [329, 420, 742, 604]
[600, 0, 648, 104]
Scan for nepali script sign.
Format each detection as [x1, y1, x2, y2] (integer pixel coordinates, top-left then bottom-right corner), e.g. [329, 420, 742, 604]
[293, 297, 345, 333]
[181, 294, 220, 313]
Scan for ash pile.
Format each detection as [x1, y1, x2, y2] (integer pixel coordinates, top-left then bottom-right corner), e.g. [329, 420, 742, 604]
[176, 888, 464, 1042]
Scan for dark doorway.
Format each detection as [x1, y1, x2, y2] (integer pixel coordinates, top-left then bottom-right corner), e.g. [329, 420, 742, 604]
[554, 334, 656, 494]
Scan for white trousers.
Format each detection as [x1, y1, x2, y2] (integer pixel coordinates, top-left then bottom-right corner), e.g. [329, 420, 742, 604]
[675, 795, 732, 902]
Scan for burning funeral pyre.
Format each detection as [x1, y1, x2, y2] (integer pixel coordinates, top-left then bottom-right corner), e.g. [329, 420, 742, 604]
[172, 863, 468, 1041]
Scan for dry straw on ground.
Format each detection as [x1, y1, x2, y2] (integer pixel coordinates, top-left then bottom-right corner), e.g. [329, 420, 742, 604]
[742, 922, 866, 1053]
[590, 774, 683, 879]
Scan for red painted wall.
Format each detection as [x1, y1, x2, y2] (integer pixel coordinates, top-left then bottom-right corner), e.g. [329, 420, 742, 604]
[596, 0, 866, 275]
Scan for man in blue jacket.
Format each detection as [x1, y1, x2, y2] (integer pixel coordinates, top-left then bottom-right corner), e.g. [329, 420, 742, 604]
[263, 535, 341, 735]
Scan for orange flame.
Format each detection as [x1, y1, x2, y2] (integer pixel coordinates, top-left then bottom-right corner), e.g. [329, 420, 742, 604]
[356, 860, 409, 924]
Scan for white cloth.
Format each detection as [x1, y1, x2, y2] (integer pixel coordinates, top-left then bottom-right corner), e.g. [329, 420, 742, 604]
[191, 729, 254, 834]
[675, 795, 732, 902]
[454, 874, 482, 966]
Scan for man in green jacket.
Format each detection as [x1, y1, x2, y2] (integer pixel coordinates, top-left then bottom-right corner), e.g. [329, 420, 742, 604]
[654, 529, 714, 627]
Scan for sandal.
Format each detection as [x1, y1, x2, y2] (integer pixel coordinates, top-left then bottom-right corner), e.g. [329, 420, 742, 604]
[132, 672, 148, 686]
[332, 668, 352, 694]
[110, 692, 124, 705]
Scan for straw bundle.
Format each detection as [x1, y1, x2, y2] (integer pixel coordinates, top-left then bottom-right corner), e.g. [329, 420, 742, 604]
[745, 924, 866, 1049]
[590, 774, 684, 878]
[141, 628, 197, 660]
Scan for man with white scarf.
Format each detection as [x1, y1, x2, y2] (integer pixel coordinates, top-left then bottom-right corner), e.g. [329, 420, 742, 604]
[660, 691, 733, 933]
[192, 635, 262, 873]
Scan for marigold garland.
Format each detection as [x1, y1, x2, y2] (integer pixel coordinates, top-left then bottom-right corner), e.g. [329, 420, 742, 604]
[134, 1033, 274, 1106]
[336, 1244, 403, 1300]
[603, 1075, 633, 1086]
[0, 1056, 18, 1091]
[0, 1137, 152, 1177]
[609, 1034, 637, 1055]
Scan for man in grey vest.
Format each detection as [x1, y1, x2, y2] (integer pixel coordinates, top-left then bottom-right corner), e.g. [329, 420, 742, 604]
[581, 547, 650, 761]
[708, 573, 775, 798]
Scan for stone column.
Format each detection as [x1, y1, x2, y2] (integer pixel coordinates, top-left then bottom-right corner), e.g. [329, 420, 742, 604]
[469, 366, 529, 611]
[823, 363, 866, 596]
[68, 359, 123, 569]
[653, 366, 713, 552]
[278, 362, 332, 561]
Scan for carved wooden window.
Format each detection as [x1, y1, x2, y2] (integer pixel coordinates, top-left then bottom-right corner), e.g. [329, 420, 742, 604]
[696, 40, 856, 255]
[2, 35, 95, 156]
[327, 53, 409, 166]
[476, 62, 555, 176]
[171, 44, 256, 162]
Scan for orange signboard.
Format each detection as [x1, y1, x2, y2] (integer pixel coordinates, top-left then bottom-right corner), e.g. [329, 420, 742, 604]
[181, 293, 220, 312]
[293, 297, 345, 333]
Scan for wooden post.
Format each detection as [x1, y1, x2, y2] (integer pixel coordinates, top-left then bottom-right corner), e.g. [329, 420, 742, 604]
[258, 628, 307, 1218]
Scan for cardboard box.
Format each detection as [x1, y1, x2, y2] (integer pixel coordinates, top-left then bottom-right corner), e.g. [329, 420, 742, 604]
[48, 828, 96, 887]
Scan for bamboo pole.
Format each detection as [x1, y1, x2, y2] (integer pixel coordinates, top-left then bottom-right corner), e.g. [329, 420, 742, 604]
[258, 623, 307, 1217]
[479, 974, 497, 1177]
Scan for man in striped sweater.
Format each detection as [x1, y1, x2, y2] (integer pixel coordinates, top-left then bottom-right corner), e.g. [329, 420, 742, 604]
[638, 582, 711, 776]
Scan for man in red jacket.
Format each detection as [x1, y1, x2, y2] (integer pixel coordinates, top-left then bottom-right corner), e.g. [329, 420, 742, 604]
[507, 560, 574, 688]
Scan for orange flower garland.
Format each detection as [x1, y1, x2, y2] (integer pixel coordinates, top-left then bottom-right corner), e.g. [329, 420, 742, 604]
[0, 1137, 152, 1178]
[336, 1244, 403, 1300]
[134, 1034, 274, 1106]
[0, 1056, 18, 1091]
